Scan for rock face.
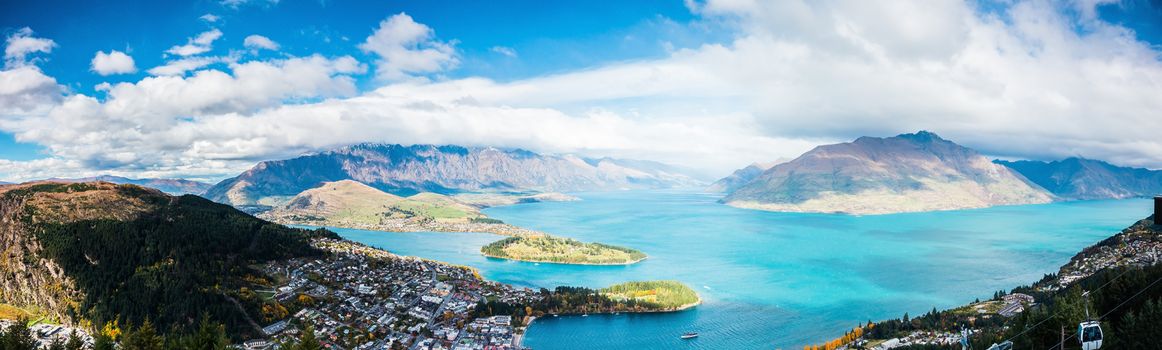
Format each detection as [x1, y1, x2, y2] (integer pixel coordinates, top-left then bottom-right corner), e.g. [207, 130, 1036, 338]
[996, 157, 1162, 200]
[722, 131, 1054, 214]
[0, 191, 81, 324]
[47, 175, 211, 195]
[705, 161, 783, 193]
[205, 144, 700, 206]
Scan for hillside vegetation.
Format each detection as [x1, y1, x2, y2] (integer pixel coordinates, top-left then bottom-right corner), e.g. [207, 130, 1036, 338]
[0, 181, 335, 339]
[600, 281, 701, 309]
[473, 281, 701, 319]
[480, 236, 647, 265]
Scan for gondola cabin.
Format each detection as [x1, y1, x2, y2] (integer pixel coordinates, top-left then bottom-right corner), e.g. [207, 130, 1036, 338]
[1078, 321, 1103, 350]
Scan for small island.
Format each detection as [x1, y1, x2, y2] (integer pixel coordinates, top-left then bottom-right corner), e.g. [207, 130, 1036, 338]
[481, 236, 647, 265]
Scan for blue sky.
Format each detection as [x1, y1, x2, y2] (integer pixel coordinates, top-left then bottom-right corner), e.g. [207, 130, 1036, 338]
[1, 0, 722, 93]
[4, 0, 1162, 182]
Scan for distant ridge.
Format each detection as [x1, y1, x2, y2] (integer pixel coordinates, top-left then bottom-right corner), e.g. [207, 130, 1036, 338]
[205, 143, 701, 206]
[706, 160, 785, 193]
[45, 175, 211, 195]
[997, 157, 1162, 200]
[722, 131, 1054, 214]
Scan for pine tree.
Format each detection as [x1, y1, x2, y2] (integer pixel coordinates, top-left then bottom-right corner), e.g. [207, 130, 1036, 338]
[93, 332, 116, 350]
[184, 314, 230, 350]
[288, 325, 323, 350]
[47, 338, 67, 350]
[122, 319, 165, 350]
[64, 330, 84, 350]
[2, 317, 37, 350]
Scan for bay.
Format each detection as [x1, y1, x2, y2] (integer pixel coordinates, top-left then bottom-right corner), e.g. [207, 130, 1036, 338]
[329, 190, 1150, 349]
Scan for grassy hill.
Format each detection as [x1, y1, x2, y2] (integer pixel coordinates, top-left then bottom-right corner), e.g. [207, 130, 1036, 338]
[261, 180, 485, 225]
[0, 181, 335, 339]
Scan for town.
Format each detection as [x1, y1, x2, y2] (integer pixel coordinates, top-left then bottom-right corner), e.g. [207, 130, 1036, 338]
[251, 238, 544, 350]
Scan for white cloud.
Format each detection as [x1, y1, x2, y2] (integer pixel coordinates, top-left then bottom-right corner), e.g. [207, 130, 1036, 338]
[490, 46, 517, 58]
[200, 13, 221, 23]
[166, 29, 223, 57]
[148, 57, 222, 76]
[220, 0, 279, 9]
[0, 54, 366, 177]
[7, 0, 1162, 182]
[243, 35, 280, 51]
[90, 50, 137, 75]
[359, 13, 458, 81]
[4, 27, 56, 67]
[0, 66, 60, 115]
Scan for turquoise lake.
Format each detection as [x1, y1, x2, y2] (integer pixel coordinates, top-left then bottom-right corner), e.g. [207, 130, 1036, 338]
[329, 191, 1151, 349]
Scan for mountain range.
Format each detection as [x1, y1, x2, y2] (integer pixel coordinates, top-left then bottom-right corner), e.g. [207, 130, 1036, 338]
[721, 131, 1054, 214]
[996, 157, 1162, 200]
[45, 175, 211, 195]
[204, 143, 701, 206]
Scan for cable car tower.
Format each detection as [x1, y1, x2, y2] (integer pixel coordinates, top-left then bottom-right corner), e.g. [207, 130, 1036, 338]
[1078, 290, 1103, 350]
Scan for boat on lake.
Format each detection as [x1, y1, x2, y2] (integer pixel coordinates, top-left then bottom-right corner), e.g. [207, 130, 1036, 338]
[681, 332, 698, 339]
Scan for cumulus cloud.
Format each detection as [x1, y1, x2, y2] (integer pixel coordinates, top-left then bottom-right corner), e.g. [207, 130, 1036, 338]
[4, 27, 56, 67]
[90, 50, 137, 75]
[200, 13, 221, 23]
[360, 13, 458, 81]
[243, 35, 280, 51]
[0, 66, 60, 115]
[166, 29, 223, 57]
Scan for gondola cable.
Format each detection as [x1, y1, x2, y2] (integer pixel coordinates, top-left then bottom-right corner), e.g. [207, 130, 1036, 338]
[997, 267, 1135, 346]
[1045, 272, 1162, 350]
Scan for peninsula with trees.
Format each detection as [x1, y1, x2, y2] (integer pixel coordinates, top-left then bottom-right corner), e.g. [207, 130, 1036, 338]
[257, 180, 647, 265]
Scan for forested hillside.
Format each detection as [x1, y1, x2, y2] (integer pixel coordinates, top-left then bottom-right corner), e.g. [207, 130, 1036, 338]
[0, 182, 336, 340]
